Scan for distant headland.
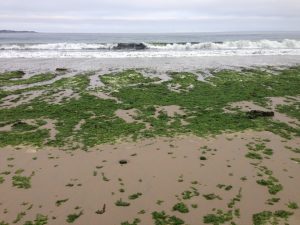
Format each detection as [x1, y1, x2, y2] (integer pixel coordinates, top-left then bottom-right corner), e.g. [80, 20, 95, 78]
[0, 30, 37, 33]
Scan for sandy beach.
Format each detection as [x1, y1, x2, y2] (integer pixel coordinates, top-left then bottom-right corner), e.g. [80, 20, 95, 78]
[1, 56, 300, 73]
[1, 0, 300, 223]
[1, 131, 300, 225]
[0, 57, 300, 225]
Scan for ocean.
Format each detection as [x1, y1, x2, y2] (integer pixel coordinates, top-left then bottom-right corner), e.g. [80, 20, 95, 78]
[1, 31, 300, 58]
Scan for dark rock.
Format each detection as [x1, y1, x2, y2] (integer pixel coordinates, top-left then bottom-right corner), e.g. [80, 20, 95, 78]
[12, 121, 27, 127]
[200, 156, 207, 160]
[119, 159, 128, 165]
[56, 68, 68, 72]
[246, 110, 275, 119]
[113, 43, 147, 50]
[15, 70, 25, 75]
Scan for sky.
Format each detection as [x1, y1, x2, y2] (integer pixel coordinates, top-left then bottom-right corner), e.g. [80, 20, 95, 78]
[0, 0, 300, 33]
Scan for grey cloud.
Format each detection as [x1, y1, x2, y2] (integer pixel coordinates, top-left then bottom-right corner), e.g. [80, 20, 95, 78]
[0, 0, 299, 32]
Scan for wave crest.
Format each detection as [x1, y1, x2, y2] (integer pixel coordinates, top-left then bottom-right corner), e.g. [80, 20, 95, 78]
[0, 43, 117, 50]
[145, 39, 300, 50]
[0, 39, 300, 51]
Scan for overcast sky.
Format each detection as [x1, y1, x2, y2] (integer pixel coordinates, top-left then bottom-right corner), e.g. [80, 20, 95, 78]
[0, 0, 300, 33]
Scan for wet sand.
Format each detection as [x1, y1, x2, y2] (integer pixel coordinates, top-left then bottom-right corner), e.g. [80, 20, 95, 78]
[0, 131, 300, 225]
[1, 56, 300, 74]
[1, 59, 300, 224]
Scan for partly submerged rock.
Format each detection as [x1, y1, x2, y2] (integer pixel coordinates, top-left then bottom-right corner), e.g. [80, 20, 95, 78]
[113, 43, 147, 50]
[15, 70, 26, 75]
[55, 68, 68, 72]
[246, 110, 275, 119]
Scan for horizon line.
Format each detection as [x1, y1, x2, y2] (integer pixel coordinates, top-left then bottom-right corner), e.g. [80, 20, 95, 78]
[2, 30, 300, 34]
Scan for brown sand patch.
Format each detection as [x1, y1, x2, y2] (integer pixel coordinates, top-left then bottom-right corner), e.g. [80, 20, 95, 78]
[0, 90, 44, 109]
[180, 119, 190, 125]
[266, 96, 300, 110]
[1, 131, 299, 225]
[45, 89, 80, 104]
[155, 105, 185, 118]
[25, 148, 37, 154]
[167, 83, 195, 93]
[115, 109, 139, 123]
[40, 119, 57, 141]
[74, 119, 86, 131]
[0, 124, 13, 132]
[90, 91, 121, 103]
[154, 105, 189, 125]
[115, 109, 152, 130]
[167, 83, 181, 93]
[24, 119, 57, 141]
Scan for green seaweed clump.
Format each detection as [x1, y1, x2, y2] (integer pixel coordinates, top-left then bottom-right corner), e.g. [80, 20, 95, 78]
[252, 210, 293, 225]
[12, 175, 31, 189]
[203, 210, 233, 225]
[152, 211, 184, 225]
[24, 214, 48, 225]
[172, 202, 189, 213]
[66, 211, 83, 223]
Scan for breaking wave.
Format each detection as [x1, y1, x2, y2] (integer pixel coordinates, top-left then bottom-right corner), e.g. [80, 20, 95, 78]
[146, 39, 300, 50]
[0, 43, 117, 50]
[1, 39, 300, 51]
[1, 39, 300, 58]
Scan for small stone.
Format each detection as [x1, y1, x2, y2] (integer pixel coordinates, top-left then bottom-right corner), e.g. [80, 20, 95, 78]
[119, 160, 128, 165]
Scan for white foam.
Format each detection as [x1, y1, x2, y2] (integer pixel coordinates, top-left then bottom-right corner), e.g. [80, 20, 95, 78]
[1, 39, 300, 51]
[1, 49, 300, 58]
[1, 39, 300, 58]
[145, 39, 300, 50]
[0, 43, 116, 50]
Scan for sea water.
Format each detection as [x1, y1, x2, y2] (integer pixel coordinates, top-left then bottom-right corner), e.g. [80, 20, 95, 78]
[1, 31, 300, 58]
